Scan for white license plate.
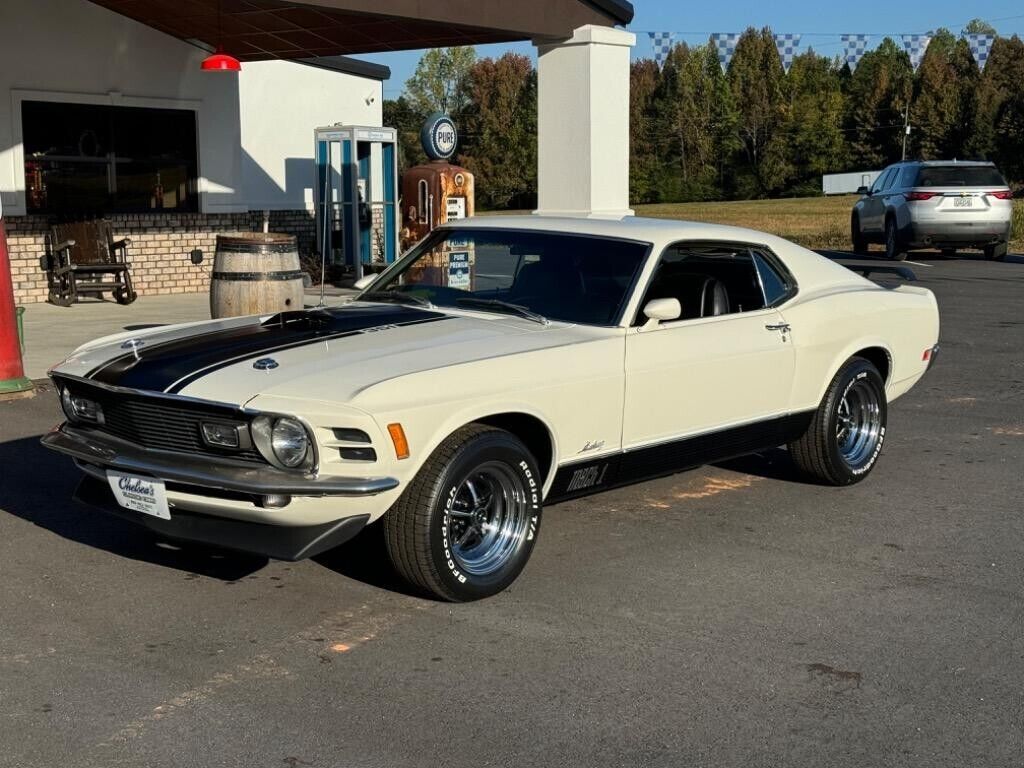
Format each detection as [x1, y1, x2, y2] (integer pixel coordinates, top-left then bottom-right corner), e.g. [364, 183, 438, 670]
[106, 471, 170, 520]
[953, 197, 973, 207]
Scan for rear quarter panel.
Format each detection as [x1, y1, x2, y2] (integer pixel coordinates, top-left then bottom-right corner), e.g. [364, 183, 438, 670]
[782, 284, 939, 410]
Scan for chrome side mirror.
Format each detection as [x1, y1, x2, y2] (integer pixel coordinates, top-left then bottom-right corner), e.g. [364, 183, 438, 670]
[353, 274, 376, 290]
[641, 298, 681, 330]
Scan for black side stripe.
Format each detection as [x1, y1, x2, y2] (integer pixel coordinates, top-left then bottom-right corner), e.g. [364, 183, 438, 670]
[86, 306, 448, 393]
[546, 411, 815, 505]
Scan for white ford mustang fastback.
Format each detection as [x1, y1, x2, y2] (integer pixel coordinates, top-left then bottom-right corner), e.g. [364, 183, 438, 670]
[43, 216, 940, 601]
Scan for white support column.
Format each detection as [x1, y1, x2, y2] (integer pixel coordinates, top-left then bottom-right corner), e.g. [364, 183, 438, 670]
[535, 25, 636, 218]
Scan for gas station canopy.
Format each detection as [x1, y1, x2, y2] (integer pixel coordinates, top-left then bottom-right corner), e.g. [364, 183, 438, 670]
[86, 0, 635, 61]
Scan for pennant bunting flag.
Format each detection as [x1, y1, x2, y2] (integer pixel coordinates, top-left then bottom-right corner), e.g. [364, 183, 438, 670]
[773, 33, 802, 73]
[965, 32, 995, 71]
[711, 33, 742, 73]
[648, 31, 676, 71]
[901, 34, 932, 72]
[841, 34, 871, 72]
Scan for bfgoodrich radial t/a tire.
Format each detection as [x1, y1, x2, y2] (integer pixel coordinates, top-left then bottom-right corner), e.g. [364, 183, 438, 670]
[788, 357, 888, 486]
[383, 425, 542, 601]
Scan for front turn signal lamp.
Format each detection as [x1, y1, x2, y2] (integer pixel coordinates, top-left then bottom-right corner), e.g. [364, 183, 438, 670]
[387, 423, 410, 460]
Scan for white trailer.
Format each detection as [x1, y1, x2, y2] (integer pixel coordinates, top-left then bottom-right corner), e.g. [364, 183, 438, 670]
[823, 170, 882, 195]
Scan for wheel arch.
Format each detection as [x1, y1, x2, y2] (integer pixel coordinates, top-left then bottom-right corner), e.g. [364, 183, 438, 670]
[412, 406, 560, 497]
[811, 340, 894, 407]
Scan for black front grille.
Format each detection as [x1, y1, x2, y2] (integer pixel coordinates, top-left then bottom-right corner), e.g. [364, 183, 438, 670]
[58, 377, 265, 464]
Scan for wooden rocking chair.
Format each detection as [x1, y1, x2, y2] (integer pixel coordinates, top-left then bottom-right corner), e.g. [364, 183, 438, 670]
[41, 220, 137, 306]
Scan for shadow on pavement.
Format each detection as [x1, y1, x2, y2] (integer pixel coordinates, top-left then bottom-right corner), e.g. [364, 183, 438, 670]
[0, 434, 267, 581]
[714, 447, 803, 484]
[313, 522, 421, 598]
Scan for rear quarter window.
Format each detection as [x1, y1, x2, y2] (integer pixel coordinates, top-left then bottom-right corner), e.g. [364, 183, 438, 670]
[913, 166, 1007, 187]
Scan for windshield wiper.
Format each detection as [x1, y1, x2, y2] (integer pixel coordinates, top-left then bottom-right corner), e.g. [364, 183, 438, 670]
[360, 290, 432, 308]
[455, 297, 549, 325]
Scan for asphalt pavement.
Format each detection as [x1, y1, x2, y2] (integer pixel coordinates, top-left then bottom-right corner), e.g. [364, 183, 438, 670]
[1, 250, 1022, 767]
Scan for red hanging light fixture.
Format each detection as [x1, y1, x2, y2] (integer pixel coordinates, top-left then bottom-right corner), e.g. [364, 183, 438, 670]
[201, 46, 241, 72]
[200, 0, 241, 72]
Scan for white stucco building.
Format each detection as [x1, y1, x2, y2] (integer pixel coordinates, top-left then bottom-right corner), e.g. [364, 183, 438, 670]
[1, 0, 389, 303]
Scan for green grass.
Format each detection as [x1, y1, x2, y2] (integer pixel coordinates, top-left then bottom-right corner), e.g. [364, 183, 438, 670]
[634, 196, 1024, 253]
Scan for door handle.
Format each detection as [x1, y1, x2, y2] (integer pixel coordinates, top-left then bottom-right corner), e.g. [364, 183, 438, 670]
[765, 323, 791, 332]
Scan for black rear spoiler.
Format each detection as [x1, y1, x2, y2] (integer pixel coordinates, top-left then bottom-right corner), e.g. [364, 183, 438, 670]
[844, 264, 917, 281]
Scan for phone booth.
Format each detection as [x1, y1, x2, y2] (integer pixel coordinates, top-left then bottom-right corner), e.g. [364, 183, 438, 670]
[400, 114, 475, 288]
[314, 125, 399, 281]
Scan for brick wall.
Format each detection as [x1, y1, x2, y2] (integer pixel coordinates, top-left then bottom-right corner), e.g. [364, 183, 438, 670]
[4, 210, 317, 304]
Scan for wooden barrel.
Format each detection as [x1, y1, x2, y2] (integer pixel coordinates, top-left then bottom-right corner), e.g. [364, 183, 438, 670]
[210, 233, 305, 319]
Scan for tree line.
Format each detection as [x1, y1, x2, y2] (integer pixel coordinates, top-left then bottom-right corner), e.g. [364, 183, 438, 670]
[384, 21, 1024, 210]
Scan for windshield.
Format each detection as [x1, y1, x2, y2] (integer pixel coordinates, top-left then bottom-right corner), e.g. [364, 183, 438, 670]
[913, 165, 1006, 187]
[360, 228, 650, 325]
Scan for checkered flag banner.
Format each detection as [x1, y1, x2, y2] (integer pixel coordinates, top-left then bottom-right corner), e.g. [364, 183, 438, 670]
[711, 33, 742, 73]
[773, 33, 802, 73]
[648, 31, 676, 71]
[902, 34, 932, 72]
[841, 34, 871, 72]
[965, 32, 995, 71]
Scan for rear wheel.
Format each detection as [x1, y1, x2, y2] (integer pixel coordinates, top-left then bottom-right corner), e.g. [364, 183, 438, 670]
[851, 214, 869, 255]
[984, 242, 1008, 261]
[885, 218, 907, 261]
[789, 357, 887, 486]
[384, 425, 542, 601]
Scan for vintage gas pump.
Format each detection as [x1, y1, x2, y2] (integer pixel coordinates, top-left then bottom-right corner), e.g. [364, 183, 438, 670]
[401, 114, 475, 288]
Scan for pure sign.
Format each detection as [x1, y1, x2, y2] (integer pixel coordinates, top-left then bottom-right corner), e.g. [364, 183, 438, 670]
[435, 126, 456, 155]
[422, 114, 458, 161]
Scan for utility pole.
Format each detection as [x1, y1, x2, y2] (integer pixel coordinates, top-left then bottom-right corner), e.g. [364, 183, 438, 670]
[901, 100, 911, 161]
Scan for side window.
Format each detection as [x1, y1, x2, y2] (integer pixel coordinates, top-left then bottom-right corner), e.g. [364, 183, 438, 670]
[882, 167, 902, 191]
[637, 242, 767, 325]
[871, 168, 892, 194]
[752, 250, 793, 307]
[900, 166, 918, 188]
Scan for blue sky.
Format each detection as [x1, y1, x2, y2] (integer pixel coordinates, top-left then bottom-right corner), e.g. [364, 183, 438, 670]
[353, 1, 1024, 99]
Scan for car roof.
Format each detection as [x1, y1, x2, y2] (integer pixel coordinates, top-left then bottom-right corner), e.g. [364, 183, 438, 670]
[898, 160, 997, 168]
[442, 214, 793, 246]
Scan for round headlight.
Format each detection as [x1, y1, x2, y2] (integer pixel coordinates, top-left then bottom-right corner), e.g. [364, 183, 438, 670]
[271, 417, 309, 468]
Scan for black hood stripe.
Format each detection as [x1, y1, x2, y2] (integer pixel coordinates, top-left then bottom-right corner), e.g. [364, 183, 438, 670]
[87, 305, 447, 394]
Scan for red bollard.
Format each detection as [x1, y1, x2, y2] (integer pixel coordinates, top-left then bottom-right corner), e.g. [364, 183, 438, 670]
[0, 216, 34, 397]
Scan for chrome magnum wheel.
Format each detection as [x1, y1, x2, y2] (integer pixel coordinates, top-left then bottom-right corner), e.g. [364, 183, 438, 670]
[789, 357, 888, 485]
[836, 378, 883, 468]
[447, 462, 532, 577]
[384, 425, 542, 601]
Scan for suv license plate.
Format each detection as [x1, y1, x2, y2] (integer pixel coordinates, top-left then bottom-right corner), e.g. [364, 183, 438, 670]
[953, 197, 973, 207]
[106, 471, 171, 520]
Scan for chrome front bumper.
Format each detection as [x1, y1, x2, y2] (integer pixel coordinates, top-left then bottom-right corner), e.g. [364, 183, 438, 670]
[41, 424, 399, 498]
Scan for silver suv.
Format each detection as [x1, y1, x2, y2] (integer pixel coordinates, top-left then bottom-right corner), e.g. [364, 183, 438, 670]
[851, 161, 1013, 261]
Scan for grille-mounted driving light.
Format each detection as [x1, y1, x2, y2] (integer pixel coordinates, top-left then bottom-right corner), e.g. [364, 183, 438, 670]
[60, 388, 104, 424]
[201, 422, 243, 449]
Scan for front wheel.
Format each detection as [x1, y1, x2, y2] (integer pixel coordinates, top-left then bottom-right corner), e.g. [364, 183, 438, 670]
[383, 425, 542, 601]
[885, 218, 907, 261]
[788, 357, 888, 486]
